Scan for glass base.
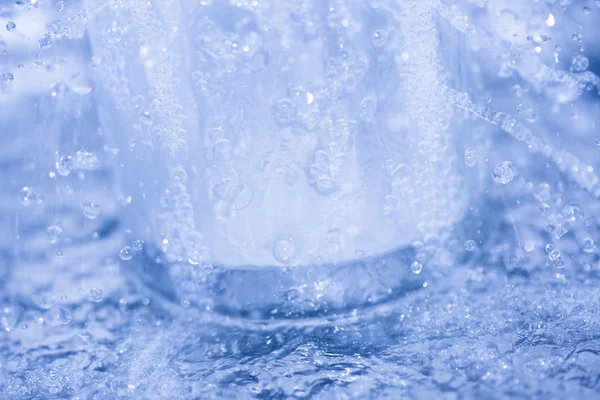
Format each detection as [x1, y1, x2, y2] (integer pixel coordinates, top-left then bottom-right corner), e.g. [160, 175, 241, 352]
[128, 245, 427, 323]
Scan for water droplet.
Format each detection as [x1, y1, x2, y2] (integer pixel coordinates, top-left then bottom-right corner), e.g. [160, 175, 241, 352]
[273, 240, 296, 264]
[410, 261, 423, 274]
[88, 288, 103, 302]
[44, 307, 72, 326]
[46, 224, 63, 244]
[492, 161, 516, 184]
[119, 246, 134, 261]
[5, 21, 16, 32]
[39, 34, 53, 49]
[464, 148, 477, 167]
[464, 240, 476, 251]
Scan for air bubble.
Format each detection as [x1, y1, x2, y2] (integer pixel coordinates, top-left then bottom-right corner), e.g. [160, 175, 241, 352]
[571, 54, 589, 72]
[44, 307, 72, 326]
[88, 288, 103, 302]
[5, 22, 16, 32]
[171, 166, 188, 183]
[548, 248, 561, 261]
[464, 240, 476, 251]
[359, 96, 377, 122]
[81, 202, 100, 220]
[582, 238, 595, 253]
[411, 261, 423, 274]
[139, 111, 153, 125]
[371, 29, 388, 48]
[523, 108, 539, 123]
[545, 244, 561, 261]
[212, 178, 240, 202]
[464, 148, 477, 167]
[208, 127, 224, 141]
[492, 161, 515, 184]
[119, 246, 134, 260]
[273, 240, 296, 264]
[1, 72, 14, 83]
[132, 239, 145, 251]
[55, 153, 73, 176]
[131, 95, 146, 112]
[273, 98, 296, 124]
[46, 224, 63, 244]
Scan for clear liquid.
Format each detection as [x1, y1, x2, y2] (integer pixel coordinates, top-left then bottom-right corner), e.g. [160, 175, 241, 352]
[1, 1, 600, 399]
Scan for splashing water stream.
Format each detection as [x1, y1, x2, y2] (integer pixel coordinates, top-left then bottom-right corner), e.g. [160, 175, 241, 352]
[1, 0, 600, 398]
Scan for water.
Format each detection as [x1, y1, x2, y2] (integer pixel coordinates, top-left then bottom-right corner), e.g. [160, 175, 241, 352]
[1, 0, 600, 399]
